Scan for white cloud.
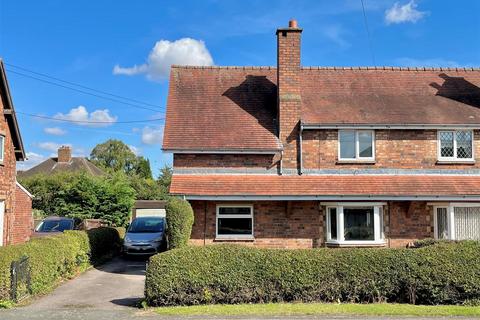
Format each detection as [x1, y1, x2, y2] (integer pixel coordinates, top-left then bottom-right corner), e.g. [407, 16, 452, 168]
[44, 127, 66, 136]
[128, 145, 141, 156]
[36, 142, 71, 153]
[323, 25, 350, 48]
[113, 38, 214, 81]
[394, 57, 466, 68]
[141, 126, 164, 145]
[54, 106, 117, 127]
[17, 152, 47, 171]
[385, 1, 427, 25]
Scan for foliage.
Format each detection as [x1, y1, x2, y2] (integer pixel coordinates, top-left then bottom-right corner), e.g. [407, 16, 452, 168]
[412, 238, 454, 248]
[145, 241, 480, 306]
[0, 228, 122, 301]
[135, 156, 153, 180]
[165, 197, 194, 249]
[90, 139, 153, 179]
[19, 172, 135, 227]
[90, 139, 139, 175]
[157, 165, 173, 195]
[129, 175, 168, 200]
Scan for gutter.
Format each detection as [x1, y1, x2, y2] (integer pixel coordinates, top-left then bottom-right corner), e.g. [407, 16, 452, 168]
[302, 123, 480, 130]
[176, 194, 480, 201]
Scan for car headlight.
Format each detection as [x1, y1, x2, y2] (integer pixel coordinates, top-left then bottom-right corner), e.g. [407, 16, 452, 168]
[124, 237, 132, 244]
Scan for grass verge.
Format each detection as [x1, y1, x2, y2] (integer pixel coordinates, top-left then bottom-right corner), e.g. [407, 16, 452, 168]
[155, 302, 480, 317]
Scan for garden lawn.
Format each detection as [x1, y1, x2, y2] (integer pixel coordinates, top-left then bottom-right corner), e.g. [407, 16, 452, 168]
[154, 302, 480, 317]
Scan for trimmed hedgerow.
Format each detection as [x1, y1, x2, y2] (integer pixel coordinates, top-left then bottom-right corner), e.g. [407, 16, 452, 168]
[145, 241, 480, 306]
[165, 197, 194, 249]
[0, 227, 121, 301]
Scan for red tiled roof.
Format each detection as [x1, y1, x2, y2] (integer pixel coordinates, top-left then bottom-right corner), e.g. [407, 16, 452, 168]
[162, 66, 281, 151]
[163, 66, 480, 151]
[301, 67, 480, 125]
[170, 174, 480, 197]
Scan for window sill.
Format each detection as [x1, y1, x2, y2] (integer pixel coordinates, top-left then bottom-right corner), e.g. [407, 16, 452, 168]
[336, 160, 376, 164]
[436, 160, 475, 165]
[326, 240, 386, 248]
[215, 236, 255, 242]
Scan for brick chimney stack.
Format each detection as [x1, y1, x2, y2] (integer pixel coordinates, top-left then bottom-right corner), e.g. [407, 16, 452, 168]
[57, 146, 72, 163]
[276, 19, 302, 171]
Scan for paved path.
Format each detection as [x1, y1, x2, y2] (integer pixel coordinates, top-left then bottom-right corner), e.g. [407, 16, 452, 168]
[0, 257, 477, 319]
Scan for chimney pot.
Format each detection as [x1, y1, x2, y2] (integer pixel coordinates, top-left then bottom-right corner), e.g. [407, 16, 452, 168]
[58, 146, 72, 163]
[289, 19, 298, 28]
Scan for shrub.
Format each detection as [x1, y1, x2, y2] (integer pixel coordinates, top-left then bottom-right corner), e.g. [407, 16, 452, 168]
[145, 241, 480, 306]
[0, 227, 121, 301]
[165, 197, 194, 249]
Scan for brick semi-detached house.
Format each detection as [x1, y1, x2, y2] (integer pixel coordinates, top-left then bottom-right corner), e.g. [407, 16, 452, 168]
[0, 59, 32, 246]
[163, 20, 480, 248]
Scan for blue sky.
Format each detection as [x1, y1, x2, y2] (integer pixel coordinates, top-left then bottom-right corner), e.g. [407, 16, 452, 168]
[1, 0, 479, 176]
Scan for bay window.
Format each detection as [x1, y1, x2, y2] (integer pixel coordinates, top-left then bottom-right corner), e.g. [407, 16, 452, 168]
[434, 204, 480, 240]
[216, 205, 254, 239]
[338, 130, 375, 161]
[438, 130, 474, 162]
[325, 203, 384, 245]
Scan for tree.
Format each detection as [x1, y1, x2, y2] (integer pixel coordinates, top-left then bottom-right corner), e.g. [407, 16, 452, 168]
[90, 139, 138, 175]
[19, 171, 135, 226]
[135, 156, 153, 179]
[157, 165, 172, 195]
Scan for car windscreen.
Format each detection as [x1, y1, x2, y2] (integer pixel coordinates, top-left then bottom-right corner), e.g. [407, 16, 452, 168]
[128, 218, 164, 233]
[36, 219, 74, 232]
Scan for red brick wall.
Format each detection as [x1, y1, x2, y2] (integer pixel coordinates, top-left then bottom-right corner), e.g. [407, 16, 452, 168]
[190, 200, 323, 249]
[188, 200, 433, 249]
[0, 85, 18, 246]
[386, 201, 433, 247]
[277, 26, 302, 170]
[303, 129, 480, 169]
[174, 154, 278, 169]
[11, 184, 33, 244]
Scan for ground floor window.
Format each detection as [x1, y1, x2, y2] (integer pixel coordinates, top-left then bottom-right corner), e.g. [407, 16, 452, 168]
[216, 205, 253, 239]
[434, 204, 480, 240]
[325, 203, 384, 245]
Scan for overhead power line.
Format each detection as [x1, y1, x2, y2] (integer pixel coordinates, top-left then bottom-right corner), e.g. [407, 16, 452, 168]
[5, 62, 163, 110]
[16, 111, 164, 124]
[6, 68, 164, 113]
[360, 0, 376, 66]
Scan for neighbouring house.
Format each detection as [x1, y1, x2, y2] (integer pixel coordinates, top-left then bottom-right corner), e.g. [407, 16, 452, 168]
[0, 59, 33, 246]
[163, 20, 480, 248]
[19, 146, 105, 178]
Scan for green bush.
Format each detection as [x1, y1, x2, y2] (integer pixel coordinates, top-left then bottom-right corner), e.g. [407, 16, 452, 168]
[0, 227, 121, 301]
[165, 197, 194, 249]
[145, 241, 480, 306]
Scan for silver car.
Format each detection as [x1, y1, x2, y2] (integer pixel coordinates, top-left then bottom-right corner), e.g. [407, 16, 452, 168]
[123, 217, 166, 255]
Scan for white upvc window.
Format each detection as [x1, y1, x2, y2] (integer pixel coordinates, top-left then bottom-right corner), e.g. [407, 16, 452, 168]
[437, 130, 474, 162]
[434, 203, 480, 240]
[338, 130, 375, 161]
[0, 135, 4, 162]
[216, 204, 254, 239]
[324, 202, 385, 245]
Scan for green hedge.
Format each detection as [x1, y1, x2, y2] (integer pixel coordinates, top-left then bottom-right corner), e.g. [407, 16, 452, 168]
[145, 241, 480, 306]
[0, 227, 121, 301]
[165, 197, 194, 249]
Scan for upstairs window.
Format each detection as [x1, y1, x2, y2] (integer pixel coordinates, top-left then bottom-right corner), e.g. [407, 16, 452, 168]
[438, 130, 474, 162]
[338, 130, 375, 161]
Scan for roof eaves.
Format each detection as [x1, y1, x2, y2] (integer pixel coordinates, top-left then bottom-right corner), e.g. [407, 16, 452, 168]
[0, 59, 26, 161]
